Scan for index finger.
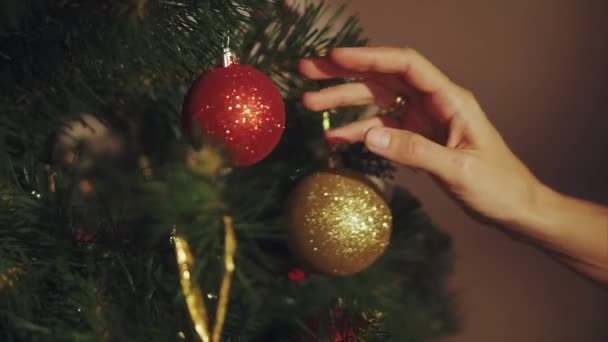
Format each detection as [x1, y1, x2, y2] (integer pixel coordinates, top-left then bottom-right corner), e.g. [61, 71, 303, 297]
[328, 47, 454, 95]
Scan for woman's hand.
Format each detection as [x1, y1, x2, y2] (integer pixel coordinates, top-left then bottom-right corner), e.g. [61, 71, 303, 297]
[299, 47, 541, 228]
[300, 47, 608, 284]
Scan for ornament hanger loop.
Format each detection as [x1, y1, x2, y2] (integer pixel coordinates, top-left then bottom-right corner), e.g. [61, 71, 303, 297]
[379, 95, 407, 115]
[323, 110, 341, 169]
[219, 32, 236, 67]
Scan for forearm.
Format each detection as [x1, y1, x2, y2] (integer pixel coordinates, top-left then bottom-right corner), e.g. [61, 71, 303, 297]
[513, 184, 608, 283]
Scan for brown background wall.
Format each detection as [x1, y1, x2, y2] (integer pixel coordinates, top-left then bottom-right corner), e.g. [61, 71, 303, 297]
[322, 0, 608, 341]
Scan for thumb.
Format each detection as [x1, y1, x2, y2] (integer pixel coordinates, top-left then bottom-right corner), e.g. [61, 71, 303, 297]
[364, 127, 458, 179]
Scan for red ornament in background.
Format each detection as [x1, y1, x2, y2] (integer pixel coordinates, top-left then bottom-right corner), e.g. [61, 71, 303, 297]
[333, 327, 356, 342]
[331, 309, 356, 342]
[182, 48, 285, 166]
[288, 267, 306, 282]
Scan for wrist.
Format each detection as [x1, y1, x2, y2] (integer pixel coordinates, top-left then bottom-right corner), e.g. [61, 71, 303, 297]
[508, 180, 555, 231]
[513, 181, 566, 242]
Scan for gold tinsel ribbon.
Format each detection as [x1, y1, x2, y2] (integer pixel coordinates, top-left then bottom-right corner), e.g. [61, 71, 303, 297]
[174, 216, 236, 342]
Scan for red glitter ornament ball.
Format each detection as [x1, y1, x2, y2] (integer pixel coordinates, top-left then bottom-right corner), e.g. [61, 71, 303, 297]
[182, 63, 285, 166]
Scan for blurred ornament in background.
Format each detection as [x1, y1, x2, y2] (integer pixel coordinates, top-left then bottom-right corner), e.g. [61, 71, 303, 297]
[288, 170, 392, 276]
[52, 113, 125, 167]
[287, 267, 307, 282]
[331, 308, 356, 342]
[78, 179, 95, 194]
[0, 266, 23, 291]
[185, 145, 225, 177]
[137, 155, 154, 180]
[182, 46, 285, 167]
[74, 229, 95, 243]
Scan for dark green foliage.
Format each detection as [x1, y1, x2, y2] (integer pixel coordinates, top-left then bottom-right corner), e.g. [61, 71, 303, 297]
[0, 1, 455, 341]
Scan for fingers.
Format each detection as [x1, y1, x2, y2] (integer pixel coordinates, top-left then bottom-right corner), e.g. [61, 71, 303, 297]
[298, 57, 405, 91]
[300, 47, 469, 123]
[299, 57, 362, 79]
[325, 116, 399, 144]
[300, 47, 455, 95]
[446, 115, 467, 148]
[364, 127, 458, 179]
[330, 47, 454, 94]
[328, 118, 464, 181]
[302, 81, 397, 111]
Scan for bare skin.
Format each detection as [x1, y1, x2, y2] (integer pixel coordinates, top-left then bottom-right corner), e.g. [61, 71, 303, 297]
[299, 47, 608, 284]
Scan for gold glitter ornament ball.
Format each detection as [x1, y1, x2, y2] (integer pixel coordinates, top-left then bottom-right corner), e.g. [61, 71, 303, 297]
[288, 170, 392, 276]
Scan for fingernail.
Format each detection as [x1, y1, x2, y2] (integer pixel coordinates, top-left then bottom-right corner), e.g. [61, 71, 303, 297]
[366, 128, 390, 149]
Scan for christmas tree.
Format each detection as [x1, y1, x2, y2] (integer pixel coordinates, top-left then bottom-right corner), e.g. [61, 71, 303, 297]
[0, 1, 456, 341]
